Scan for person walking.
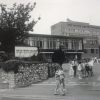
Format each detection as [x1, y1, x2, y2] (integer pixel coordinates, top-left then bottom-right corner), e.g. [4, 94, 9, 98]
[77, 62, 82, 79]
[88, 59, 94, 76]
[81, 61, 86, 78]
[72, 60, 78, 77]
[69, 61, 74, 78]
[54, 66, 66, 96]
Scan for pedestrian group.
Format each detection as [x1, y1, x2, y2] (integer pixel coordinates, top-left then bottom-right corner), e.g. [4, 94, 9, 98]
[54, 58, 95, 96]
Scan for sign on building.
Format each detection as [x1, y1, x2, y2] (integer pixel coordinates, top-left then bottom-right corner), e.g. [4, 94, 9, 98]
[15, 46, 38, 58]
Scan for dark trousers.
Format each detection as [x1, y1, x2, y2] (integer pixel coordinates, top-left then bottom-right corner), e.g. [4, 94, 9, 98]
[73, 66, 77, 77]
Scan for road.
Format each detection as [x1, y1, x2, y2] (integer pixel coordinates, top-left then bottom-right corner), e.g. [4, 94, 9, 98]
[0, 63, 100, 100]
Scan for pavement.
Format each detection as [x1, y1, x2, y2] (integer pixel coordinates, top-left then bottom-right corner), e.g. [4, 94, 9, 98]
[0, 63, 100, 100]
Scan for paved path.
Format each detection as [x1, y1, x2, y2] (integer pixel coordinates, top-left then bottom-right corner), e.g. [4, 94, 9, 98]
[0, 63, 100, 100]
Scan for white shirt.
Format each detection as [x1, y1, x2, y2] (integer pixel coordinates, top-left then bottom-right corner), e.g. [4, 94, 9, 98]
[88, 60, 94, 66]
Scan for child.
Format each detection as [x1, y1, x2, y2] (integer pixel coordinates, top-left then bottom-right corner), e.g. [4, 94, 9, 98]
[54, 66, 66, 96]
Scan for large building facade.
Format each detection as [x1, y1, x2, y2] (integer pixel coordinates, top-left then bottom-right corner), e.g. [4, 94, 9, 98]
[82, 36, 99, 58]
[24, 34, 84, 62]
[51, 19, 100, 37]
[51, 19, 100, 58]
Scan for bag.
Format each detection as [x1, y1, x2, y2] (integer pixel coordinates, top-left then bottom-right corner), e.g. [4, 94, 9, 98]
[59, 70, 65, 80]
[60, 74, 64, 80]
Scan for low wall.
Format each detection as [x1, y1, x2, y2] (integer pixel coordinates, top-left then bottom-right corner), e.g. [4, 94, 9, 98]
[15, 63, 48, 87]
[1, 62, 59, 88]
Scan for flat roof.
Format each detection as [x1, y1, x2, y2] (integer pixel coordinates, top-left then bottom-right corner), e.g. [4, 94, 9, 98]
[27, 33, 83, 39]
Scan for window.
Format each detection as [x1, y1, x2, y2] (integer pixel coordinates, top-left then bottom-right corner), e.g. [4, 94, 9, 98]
[91, 49, 94, 53]
[84, 49, 87, 53]
[96, 49, 98, 54]
[79, 40, 82, 50]
[39, 41, 42, 48]
[52, 40, 56, 49]
[65, 41, 68, 49]
[73, 29, 75, 32]
[68, 40, 72, 50]
[72, 40, 76, 50]
[47, 40, 50, 49]
[50, 41, 53, 49]
[32, 40, 35, 46]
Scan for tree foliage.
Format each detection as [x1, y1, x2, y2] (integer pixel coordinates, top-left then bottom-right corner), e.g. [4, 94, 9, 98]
[0, 3, 40, 53]
[52, 48, 65, 66]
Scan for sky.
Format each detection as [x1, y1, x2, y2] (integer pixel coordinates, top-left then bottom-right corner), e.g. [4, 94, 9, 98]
[0, 0, 100, 34]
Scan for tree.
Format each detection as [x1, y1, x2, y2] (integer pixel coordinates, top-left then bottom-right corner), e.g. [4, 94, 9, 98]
[0, 3, 40, 53]
[52, 47, 66, 66]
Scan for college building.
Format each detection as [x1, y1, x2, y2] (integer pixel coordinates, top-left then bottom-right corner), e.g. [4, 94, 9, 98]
[24, 19, 99, 61]
[24, 34, 84, 62]
[51, 19, 100, 58]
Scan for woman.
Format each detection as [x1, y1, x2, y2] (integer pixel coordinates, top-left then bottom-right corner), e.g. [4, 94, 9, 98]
[54, 66, 66, 96]
[69, 61, 74, 78]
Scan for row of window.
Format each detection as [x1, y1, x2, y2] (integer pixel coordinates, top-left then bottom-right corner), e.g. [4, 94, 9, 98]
[67, 24, 100, 30]
[67, 24, 89, 28]
[84, 49, 98, 54]
[28, 38, 83, 50]
[64, 28, 99, 35]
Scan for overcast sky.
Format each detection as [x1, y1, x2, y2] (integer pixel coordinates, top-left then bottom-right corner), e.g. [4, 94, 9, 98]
[0, 0, 100, 34]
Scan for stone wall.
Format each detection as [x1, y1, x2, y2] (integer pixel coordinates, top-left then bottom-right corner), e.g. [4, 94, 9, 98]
[15, 63, 48, 87]
[1, 63, 59, 88]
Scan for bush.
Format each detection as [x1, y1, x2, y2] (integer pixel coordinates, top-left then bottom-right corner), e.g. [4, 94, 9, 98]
[2, 59, 24, 73]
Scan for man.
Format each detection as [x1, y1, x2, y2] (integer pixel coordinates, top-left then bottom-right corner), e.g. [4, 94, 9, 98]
[88, 59, 94, 76]
[72, 60, 78, 77]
